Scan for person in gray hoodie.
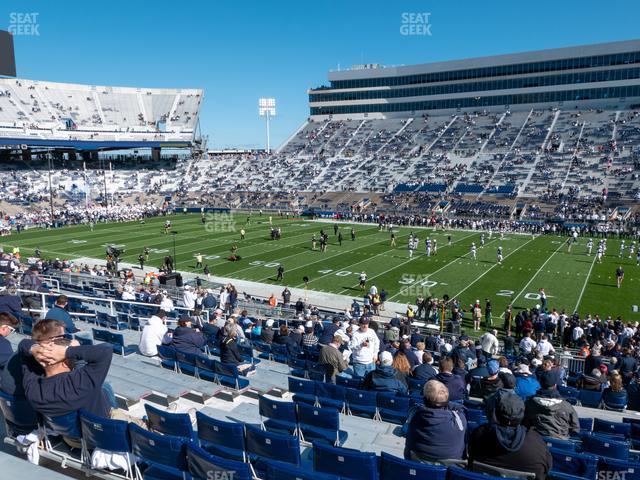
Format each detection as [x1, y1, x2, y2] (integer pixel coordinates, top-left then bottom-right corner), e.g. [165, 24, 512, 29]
[523, 370, 580, 440]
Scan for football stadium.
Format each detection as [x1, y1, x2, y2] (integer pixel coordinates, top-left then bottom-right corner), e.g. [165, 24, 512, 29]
[1, 2, 640, 480]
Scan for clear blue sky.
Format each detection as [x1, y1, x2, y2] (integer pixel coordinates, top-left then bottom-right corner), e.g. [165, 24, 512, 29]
[3, 0, 640, 149]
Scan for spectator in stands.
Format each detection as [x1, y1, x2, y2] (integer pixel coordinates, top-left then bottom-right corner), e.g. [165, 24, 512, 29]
[202, 314, 220, 340]
[413, 352, 438, 381]
[318, 317, 341, 345]
[0, 286, 22, 316]
[469, 391, 552, 480]
[580, 367, 608, 391]
[524, 371, 580, 439]
[318, 331, 351, 383]
[349, 317, 380, 378]
[602, 371, 628, 410]
[480, 329, 499, 359]
[260, 319, 275, 344]
[18, 319, 114, 418]
[481, 360, 504, 399]
[435, 356, 466, 401]
[617, 347, 638, 384]
[182, 285, 197, 312]
[519, 331, 536, 355]
[44, 295, 78, 334]
[138, 309, 169, 357]
[514, 363, 540, 401]
[169, 314, 205, 355]
[362, 351, 407, 394]
[392, 351, 412, 382]
[219, 323, 255, 375]
[0, 312, 18, 370]
[302, 324, 318, 347]
[404, 380, 467, 462]
[536, 335, 555, 357]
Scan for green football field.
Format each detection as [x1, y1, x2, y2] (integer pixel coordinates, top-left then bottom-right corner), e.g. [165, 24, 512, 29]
[3, 213, 639, 324]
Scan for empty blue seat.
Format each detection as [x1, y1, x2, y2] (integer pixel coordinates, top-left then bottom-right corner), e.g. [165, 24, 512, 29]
[579, 417, 594, 431]
[598, 457, 640, 480]
[109, 332, 136, 355]
[214, 361, 250, 390]
[258, 395, 297, 434]
[129, 423, 188, 480]
[145, 404, 195, 440]
[406, 377, 425, 393]
[336, 376, 363, 389]
[549, 447, 598, 479]
[195, 412, 245, 461]
[594, 418, 631, 438]
[0, 390, 38, 437]
[271, 343, 289, 363]
[157, 346, 178, 372]
[266, 462, 340, 480]
[380, 451, 446, 480]
[92, 328, 111, 343]
[578, 390, 603, 409]
[245, 424, 301, 476]
[297, 402, 347, 446]
[542, 436, 577, 452]
[377, 393, 410, 425]
[288, 357, 309, 378]
[194, 355, 217, 382]
[581, 433, 631, 460]
[175, 350, 199, 376]
[313, 442, 378, 480]
[345, 388, 378, 418]
[186, 443, 252, 480]
[288, 377, 316, 405]
[315, 382, 347, 411]
[466, 408, 487, 424]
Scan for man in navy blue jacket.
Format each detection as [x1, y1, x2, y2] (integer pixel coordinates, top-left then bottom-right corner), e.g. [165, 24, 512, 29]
[19, 319, 113, 418]
[405, 379, 467, 462]
[435, 356, 467, 401]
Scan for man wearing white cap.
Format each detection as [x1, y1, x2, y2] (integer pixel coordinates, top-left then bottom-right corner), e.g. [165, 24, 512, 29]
[349, 317, 380, 378]
[362, 351, 407, 394]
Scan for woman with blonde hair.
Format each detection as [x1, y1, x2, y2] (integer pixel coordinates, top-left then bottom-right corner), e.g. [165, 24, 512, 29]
[602, 371, 627, 411]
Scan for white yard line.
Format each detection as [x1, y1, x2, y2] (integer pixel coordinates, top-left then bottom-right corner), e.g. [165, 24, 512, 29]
[573, 253, 598, 312]
[451, 236, 537, 299]
[510, 241, 566, 304]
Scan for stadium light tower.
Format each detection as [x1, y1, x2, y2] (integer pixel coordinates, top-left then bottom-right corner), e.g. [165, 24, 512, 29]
[258, 98, 276, 154]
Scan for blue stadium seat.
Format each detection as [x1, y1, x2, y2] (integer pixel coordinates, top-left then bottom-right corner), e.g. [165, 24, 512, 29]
[109, 332, 136, 356]
[245, 424, 301, 476]
[144, 404, 195, 440]
[380, 451, 446, 480]
[157, 346, 178, 372]
[447, 466, 503, 480]
[471, 461, 536, 479]
[542, 436, 577, 452]
[194, 355, 217, 382]
[195, 412, 245, 461]
[270, 344, 289, 363]
[598, 457, 640, 480]
[315, 382, 347, 411]
[579, 417, 594, 431]
[288, 377, 316, 405]
[623, 418, 640, 449]
[297, 403, 347, 446]
[288, 357, 309, 378]
[578, 390, 603, 408]
[406, 377, 425, 393]
[548, 473, 586, 480]
[252, 341, 272, 361]
[593, 418, 631, 438]
[581, 433, 631, 460]
[266, 461, 340, 480]
[175, 350, 198, 376]
[79, 409, 133, 475]
[42, 411, 83, 450]
[345, 388, 378, 419]
[558, 386, 579, 404]
[186, 443, 252, 480]
[377, 393, 410, 425]
[336, 376, 363, 389]
[313, 442, 378, 480]
[0, 390, 38, 437]
[214, 361, 250, 390]
[92, 328, 111, 343]
[258, 395, 298, 434]
[129, 423, 188, 480]
[465, 408, 487, 424]
[549, 447, 598, 479]
[602, 391, 628, 412]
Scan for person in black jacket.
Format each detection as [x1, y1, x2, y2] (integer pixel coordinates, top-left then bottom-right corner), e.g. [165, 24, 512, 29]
[469, 391, 552, 480]
[19, 319, 114, 419]
[260, 319, 275, 343]
[170, 315, 205, 355]
[0, 312, 18, 370]
[220, 323, 255, 376]
[413, 352, 438, 381]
